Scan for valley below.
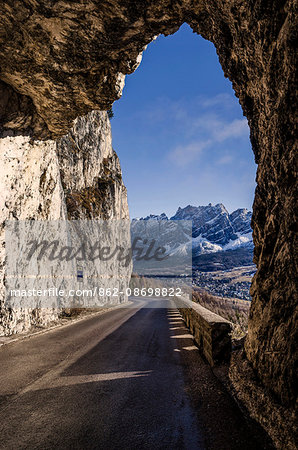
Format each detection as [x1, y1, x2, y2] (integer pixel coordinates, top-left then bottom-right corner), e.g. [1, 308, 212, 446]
[133, 203, 255, 304]
[193, 265, 256, 301]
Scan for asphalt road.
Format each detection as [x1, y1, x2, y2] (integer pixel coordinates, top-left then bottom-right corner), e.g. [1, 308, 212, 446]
[0, 299, 204, 450]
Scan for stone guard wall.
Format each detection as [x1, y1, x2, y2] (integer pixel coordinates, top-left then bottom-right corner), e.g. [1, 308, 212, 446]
[179, 299, 232, 366]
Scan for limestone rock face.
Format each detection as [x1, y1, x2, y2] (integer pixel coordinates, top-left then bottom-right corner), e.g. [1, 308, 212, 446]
[0, 0, 296, 406]
[57, 111, 129, 220]
[0, 111, 130, 335]
[0, 136, 67, 334]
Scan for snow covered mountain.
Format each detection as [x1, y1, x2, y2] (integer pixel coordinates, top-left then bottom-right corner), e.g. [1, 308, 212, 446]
[133, 203, 253, 253]
[132, 203, 253, 270]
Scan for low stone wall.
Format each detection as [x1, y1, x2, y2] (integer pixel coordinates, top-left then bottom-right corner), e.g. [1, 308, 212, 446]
[179, 300, 232, 366]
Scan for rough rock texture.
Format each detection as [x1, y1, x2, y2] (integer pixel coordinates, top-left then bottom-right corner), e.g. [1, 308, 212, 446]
[0, 136, 67, 334]
[57, 111, 129, 220]
[0, 111, 130, 335]
[0, 0, 297, 406]
[229, 350, 297, 449]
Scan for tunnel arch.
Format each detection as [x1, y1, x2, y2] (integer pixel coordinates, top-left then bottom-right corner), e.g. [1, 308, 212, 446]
[111, 24, 256, 219]
[0, 1, 296, 406]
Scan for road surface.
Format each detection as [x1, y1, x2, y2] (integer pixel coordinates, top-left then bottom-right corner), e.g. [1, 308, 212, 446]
[0, 299, 204, 450]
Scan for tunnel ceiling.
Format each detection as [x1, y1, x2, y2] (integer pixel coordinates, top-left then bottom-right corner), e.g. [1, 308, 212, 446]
[0, 0, 293, 146]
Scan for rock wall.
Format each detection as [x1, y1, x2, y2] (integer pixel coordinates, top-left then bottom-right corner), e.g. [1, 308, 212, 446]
[0, 136, 67, 334]
[57, 111, 129, 220]
[0, 111, 130, 335]
[0, 1, 296, 405]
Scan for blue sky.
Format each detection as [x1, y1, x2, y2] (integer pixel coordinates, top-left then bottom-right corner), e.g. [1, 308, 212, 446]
[111, 24, 256, 218]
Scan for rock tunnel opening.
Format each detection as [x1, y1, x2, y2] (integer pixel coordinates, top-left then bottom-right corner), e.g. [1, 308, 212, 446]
[0, 0, 296, 410]
[111, 24, 256, 326]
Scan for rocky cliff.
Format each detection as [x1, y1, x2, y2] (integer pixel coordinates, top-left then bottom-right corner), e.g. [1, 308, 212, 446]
[0, 0, 296, 410]
[57, 111, 129, 221]
[0, 111, 130, 335]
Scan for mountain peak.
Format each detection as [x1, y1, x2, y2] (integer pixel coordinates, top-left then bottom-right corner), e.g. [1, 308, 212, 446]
[137, 212, 168, 221]
[132, 202, 253, 261]
[169, 203, 252, 246]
